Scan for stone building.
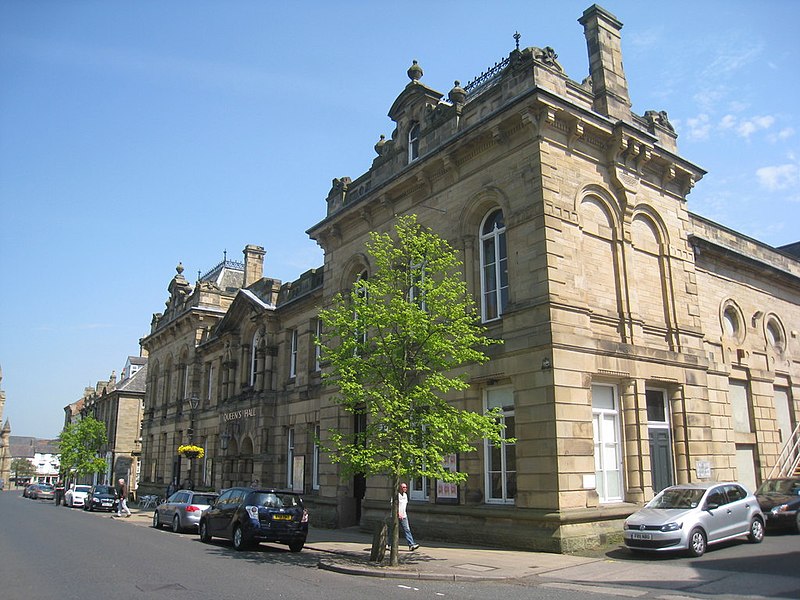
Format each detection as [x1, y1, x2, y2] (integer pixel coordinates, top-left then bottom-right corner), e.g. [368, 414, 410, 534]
[77, 360, 147, 490]
[137, 4, 799, 551]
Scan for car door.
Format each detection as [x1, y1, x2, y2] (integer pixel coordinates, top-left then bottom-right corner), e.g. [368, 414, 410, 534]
[221, 489, 245, 538]
[722, 484, 752, 537]
[207, 490, 233, 535]
[702, 486, 735, 542]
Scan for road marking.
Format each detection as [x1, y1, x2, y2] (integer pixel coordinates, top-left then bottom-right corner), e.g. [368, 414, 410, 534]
[542, 582, 648, 597]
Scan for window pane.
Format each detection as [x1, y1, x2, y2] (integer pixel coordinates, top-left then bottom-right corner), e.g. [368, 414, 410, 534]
[506, 471, 516, 499]
[592, 386, 615, 410]
[646, 390, 666, 422]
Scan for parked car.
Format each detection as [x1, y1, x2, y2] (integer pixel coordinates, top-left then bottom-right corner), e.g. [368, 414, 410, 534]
[64, 484, 92, 508]
[153, 490, 219, 533]
[756, 476, 800, 532]
[199, 487, 308, 552]
[623, 482, 765, 557]
[27, 483, 55, 500]
[84, 484, 118, 512]
[22, 482, 35, 498]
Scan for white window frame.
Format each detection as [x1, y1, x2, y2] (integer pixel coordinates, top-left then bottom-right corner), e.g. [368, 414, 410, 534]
[249, 331, 263, 386]
[314, 319, 322, 372]
[289, 329, 298, 379]
[592, 384, 624, 503]
[479, 209, 508, 322]
[408, 122, 420, 164]
[484, 386, 515, 505]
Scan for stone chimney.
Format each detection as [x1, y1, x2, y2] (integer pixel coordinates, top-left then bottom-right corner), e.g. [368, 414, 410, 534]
[579, 4, 631, 122]
[243, 244, 265, 288]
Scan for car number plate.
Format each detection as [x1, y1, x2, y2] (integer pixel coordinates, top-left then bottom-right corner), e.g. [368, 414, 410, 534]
[630, 532, 651, 540]
[272, 514, 292, 521]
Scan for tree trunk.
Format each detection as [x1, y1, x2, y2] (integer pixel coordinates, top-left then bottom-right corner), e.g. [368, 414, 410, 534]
[389, 474, 400, 566]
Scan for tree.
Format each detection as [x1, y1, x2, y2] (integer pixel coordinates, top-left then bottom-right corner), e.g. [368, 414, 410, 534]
[11, 457, 35, 483]
[57, 416, 109, 482]
[319, 214, 507, 566]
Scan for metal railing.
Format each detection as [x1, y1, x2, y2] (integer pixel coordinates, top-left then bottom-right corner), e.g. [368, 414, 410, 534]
[767, 421, 800, 479]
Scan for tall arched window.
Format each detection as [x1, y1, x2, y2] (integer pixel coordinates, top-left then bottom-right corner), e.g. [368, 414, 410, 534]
[479, 208, 508, 322]
[408, 122, 420, 164]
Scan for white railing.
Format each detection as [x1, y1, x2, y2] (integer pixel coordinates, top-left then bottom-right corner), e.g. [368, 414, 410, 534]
[767, 422, 800, 479]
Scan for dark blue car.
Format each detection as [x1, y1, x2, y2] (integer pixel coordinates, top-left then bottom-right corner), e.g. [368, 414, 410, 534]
[199, 487, 308, 552]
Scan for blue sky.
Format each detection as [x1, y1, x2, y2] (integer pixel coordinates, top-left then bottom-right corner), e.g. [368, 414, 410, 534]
[1, 1, 798, 439]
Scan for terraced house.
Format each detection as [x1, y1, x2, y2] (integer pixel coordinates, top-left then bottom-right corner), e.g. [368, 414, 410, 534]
[137, 4, 800, 552]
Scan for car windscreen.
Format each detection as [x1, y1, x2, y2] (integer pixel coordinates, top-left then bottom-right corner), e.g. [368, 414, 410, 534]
[39, 484, 54, 491]
[75, 486, 92, 493]
[250, 492, 302, 509]
[94, 486, 114, 494]
[192, 494, 218, 505]
[648, 487, 705, 509]
[757, 479, 795, 495]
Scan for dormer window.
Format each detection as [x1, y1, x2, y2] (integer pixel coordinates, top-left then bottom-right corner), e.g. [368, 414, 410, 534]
[408, 122, 420, 164]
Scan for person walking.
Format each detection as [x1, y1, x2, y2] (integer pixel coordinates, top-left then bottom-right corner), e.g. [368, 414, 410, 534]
[116, 478, 132, 518]
[397, 482, 419, 551]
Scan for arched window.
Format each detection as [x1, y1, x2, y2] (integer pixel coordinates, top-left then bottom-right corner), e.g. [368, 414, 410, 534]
[408, 122, 420, 164]
[765, 316, 785, 352]
[250, 330, 263, 386]
[479, 209, 508, 322]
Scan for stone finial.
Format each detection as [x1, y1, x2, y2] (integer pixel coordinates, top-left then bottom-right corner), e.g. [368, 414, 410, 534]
[407, 60, 423, 82]
[176, 262, 184, 275]
[374, 134, 387, 156]
[448, 81, 466, 105]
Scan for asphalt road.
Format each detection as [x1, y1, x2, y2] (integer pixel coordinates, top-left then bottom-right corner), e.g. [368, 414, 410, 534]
[2, 489, 799, 600]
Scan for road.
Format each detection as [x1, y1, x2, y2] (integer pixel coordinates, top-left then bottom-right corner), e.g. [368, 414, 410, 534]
[1, 489, 798, 600]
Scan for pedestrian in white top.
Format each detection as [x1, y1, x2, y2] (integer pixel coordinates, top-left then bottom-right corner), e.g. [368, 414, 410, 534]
[398, 482, 419, 551]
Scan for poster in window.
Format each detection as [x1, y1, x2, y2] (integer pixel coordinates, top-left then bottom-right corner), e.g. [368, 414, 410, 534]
[436, 453, 458, 503]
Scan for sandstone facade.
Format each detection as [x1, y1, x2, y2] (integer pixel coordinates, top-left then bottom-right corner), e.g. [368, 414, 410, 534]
[137, 5, 799, 552]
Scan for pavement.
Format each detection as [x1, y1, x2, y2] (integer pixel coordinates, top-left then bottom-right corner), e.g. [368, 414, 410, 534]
[117, 503, 600, 581]
[107, 503, 800, 599]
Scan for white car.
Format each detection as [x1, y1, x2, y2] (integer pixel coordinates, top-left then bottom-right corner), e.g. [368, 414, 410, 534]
[64, 484, 92, 508]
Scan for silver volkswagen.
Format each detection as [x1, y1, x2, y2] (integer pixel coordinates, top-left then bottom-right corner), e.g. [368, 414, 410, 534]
[153, 490, 219, 533]
[623, 482, 765, 557]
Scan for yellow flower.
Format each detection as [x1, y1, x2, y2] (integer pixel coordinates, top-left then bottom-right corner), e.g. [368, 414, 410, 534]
[177, 444, 205, 459]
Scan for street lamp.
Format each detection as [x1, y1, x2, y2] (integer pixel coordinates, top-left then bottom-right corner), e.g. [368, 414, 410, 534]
[186, 394, 199, 489]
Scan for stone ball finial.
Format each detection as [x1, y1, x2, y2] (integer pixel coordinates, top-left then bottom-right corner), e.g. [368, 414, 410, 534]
[448, 80, 466, 105]
[407, 60, 423, 82]
[176, 262, 184, 275]
[374, 134, 387, 156]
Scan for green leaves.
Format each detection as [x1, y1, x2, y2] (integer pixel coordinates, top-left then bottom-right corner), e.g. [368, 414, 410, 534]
[57, 416, 109, 477]
[319, 215, 505, 484]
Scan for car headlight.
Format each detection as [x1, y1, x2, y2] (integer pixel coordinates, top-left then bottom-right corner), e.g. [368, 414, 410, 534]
[660, 522, 682, 532]
[771, 504, 789, 515]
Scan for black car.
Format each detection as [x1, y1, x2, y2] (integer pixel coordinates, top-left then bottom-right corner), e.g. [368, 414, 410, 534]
[199, 487, 308, 552]
[84, 484, 118, 512]
[756, 476, 800, 532]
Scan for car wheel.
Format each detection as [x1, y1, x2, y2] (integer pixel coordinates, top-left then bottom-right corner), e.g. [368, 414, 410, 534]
[288, 540, 304, 553]
[232, 526, 248, 551]
[152, 512, 161, 529]
[687, 527, 706, 557]
[199, 521, 211, 543]
[172, 515, 181, 533]
[748, 517, 765, 543]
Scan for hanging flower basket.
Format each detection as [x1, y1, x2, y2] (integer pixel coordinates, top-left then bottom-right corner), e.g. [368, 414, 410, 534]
[177, 444, 205, 460]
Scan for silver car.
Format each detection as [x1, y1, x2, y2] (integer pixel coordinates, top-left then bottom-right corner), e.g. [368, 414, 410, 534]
[152, 490, 218, 533]
[623, 482, 765, 557]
